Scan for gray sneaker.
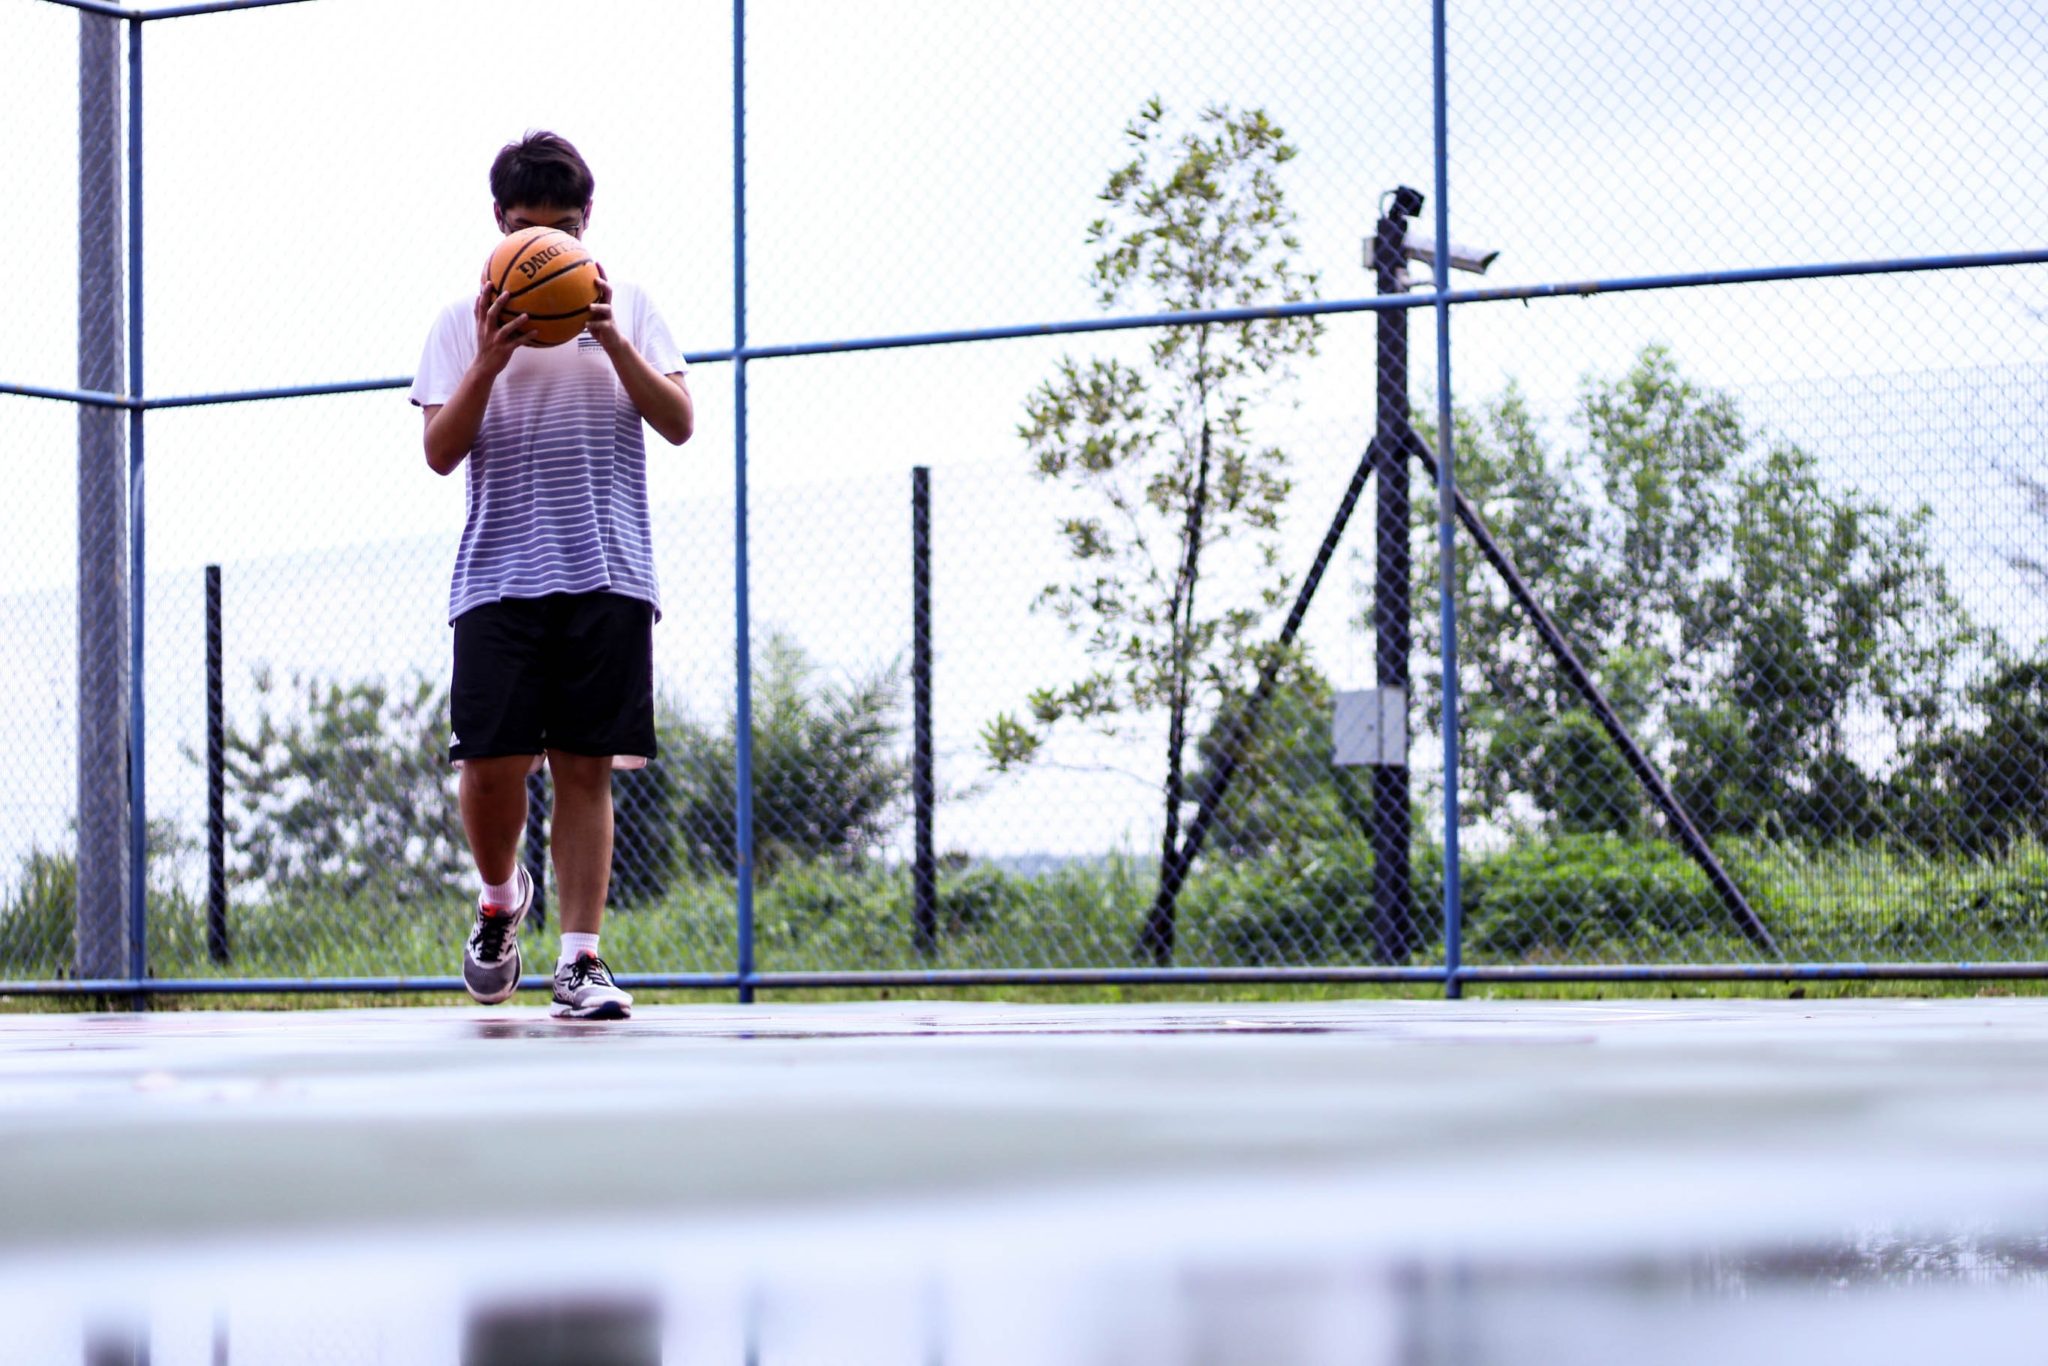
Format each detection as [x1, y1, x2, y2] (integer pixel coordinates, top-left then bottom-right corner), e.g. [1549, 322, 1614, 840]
[462, 866, 533, 1005]
[551, 953, 634, 1020]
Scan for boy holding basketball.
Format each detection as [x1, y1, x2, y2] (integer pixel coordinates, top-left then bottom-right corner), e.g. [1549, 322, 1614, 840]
[411, 131, 692, 1020]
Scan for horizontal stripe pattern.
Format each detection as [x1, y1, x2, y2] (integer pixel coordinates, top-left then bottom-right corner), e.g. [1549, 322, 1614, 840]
[412, 281, 688, 625]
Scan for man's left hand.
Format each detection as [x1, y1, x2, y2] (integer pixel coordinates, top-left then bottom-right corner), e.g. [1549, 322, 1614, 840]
[587, 264, 624, 352]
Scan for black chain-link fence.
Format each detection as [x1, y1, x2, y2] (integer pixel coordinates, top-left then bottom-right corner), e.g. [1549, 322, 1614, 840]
[3, 0, 2044, 993]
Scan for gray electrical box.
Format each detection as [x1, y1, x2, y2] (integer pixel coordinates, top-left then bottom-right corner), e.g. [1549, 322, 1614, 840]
[1333, 687, 1407, 767]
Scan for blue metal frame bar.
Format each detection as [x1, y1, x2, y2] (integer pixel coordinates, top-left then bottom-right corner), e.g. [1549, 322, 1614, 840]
[748, 968, 1448, 988]
[131, 0, 313, 18]
[740, 296, 1408, 358]
[140, 377, 417, 409]
[1442, 248, 2048, 304]
[0, 380, 131, 407]
[1455, 963, 2048, 983]
[725, 248, 2048, 359]
[125, 15, 148, 995]
[35, 0, 313, 19]
[27, 247, 2032, 415]
[37, 0, 143, 15]
[1430, 0, 1463, 1001]
[12, 961, 2048, 997]
[731, 0, 756, 1005]
[0, 974, 745, 996]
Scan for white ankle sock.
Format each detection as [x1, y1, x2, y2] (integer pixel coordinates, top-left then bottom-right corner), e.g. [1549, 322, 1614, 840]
[559, 932, 599, 966]
[481, 872, 520, 908]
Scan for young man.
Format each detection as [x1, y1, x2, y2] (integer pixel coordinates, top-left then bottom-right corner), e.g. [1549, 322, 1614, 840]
[411, 131, 693, 1020]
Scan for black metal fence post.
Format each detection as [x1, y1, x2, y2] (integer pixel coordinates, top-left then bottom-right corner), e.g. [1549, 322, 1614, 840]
[205, 564, 227, 964]
[1371, 190, 1423, 964]
[912, 465, 937, 957]
[523, 771, 549, 933]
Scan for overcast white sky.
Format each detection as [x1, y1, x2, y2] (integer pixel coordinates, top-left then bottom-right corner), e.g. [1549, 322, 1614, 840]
[1, 0, 2044, 865]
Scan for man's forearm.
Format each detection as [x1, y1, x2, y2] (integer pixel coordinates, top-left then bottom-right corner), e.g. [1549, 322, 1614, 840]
[603, 340, 693, 445]
[424, 364, 501, 474]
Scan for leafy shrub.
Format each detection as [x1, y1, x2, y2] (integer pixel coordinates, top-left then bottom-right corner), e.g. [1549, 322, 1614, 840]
[0, 845, 76, 972]
[1189, 841, 1443, 966]
[220, 669, 464, 902]
[613, 635, 906, 902]
[1463, 834, 1724, 956]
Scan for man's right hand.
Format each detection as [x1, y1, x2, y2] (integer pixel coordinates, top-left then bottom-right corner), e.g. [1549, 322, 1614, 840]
[425, 280, 534, 475]
[473, 275, 532, 376]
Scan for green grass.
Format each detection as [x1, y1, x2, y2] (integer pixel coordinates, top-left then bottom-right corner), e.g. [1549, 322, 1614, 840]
[7, 836, 2048, 1010]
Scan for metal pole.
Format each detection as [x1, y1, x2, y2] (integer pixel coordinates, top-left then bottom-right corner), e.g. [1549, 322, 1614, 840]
[126, 15, 149, 1002]
[1371, 197, 1419, 966]
[911, 466, 936, 957]
[522, 771, 548, 933]
[75, 7, 129, 985]
[732, 0, 756, 1004]
[1430, 0, 1463, 1000]
[205, 564, 226, 964]
[83, 1319, 148, 1366]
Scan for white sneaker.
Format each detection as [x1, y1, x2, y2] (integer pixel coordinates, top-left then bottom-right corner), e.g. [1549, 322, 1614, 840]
[551, 952, 633, 1020]
[462, 866, 533, 1005]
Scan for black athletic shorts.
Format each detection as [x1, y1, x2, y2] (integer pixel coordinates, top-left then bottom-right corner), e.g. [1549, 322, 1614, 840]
[449, 591, 656, 766]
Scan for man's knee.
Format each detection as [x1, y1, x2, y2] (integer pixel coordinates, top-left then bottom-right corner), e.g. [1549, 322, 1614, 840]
[461, 754, 537, 797]
[546, 751, 614, 795]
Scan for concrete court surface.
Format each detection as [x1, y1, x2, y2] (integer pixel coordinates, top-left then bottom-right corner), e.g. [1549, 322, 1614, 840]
[3, 998, 2048, 1364]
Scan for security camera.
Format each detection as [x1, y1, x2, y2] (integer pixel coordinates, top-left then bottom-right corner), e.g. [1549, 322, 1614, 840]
[1366, 187, 1502, 280]
[1399, 230, 1501, 276]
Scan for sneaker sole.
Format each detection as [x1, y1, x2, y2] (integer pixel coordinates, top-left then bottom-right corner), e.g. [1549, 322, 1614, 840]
[551, 999, 631, 1020]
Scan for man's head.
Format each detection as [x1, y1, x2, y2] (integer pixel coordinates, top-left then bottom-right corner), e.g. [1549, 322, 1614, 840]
[490, 131, 594, 238]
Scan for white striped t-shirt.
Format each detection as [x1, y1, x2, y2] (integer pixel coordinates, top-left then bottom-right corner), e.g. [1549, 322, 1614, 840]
[409, 281, 688, 623]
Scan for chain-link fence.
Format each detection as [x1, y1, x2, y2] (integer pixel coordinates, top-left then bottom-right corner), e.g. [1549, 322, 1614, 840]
[3, 0, 2044, 994]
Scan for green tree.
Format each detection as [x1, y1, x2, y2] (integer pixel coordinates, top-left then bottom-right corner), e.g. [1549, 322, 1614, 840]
[1671, 438, 1974, 837]
[982, 98, 1321, 963]
[618, 634, 907, 887]
[2004, 464, 2048, 597]
[1880, 466, 2048, 853]
[1417, 389, 1661, 836]
[1416, 346, 1977, 841]
[1891, 655, 2048, 854]
[1196, 662, 1370, 863]
[220, 669, 465, 901]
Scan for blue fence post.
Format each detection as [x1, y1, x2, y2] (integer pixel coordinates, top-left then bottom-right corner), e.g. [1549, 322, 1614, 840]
[732, 0, 756, 1005]
[125, 12, 148, 1002]
[1430, 0, 1463, 1001]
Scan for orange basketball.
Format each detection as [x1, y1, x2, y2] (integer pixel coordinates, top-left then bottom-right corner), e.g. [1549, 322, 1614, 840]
[485, 227, 599, 347]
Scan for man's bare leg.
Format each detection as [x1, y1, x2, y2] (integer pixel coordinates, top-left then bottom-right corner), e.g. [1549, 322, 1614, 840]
[545, 750, 614, 935]
[544, 750, 633, 1018]
[460, 755, 533, 886]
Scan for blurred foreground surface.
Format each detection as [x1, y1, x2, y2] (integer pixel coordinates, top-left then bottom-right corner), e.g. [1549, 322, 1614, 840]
[4, 999, 2048, 1363]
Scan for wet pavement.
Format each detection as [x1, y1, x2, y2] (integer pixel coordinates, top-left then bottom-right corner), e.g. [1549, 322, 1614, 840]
[3, 998, 2048, 1362]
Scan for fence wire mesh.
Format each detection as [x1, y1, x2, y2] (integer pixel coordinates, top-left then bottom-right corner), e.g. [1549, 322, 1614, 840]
[0, 396, 85, 982]
[3, 0, 2045, 989]
[4, 2, 83, 395]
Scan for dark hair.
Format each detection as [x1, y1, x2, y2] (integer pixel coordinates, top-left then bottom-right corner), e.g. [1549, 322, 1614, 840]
[489, 131, 595, 211]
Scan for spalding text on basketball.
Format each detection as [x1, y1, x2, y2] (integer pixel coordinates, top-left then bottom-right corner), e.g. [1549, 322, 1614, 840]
[518, 243, 568, 279]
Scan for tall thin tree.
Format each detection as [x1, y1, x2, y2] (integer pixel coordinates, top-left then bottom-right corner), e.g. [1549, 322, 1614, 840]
[984, 99, 1320, 963]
